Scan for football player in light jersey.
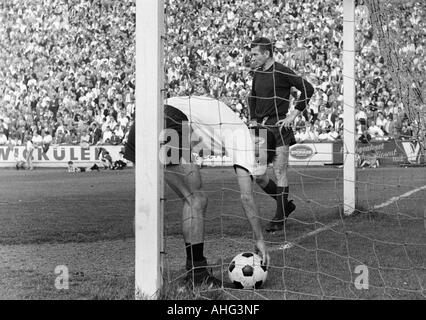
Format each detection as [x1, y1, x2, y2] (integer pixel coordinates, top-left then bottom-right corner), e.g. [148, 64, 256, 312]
[125, 96, 270, 289]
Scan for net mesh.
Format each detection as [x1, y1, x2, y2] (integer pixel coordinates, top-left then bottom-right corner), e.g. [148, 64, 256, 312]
[364, 0, 425, 151]
[160, 0, 426, 300]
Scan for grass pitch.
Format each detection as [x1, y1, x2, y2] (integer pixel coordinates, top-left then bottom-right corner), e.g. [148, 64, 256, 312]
[0, 166, 425, 299]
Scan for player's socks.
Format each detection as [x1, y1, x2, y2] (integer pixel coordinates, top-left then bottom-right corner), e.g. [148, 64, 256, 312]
[277, 186, 295, 218]
[261, 180, 278, 200]
[266, 187, 296, 233]
[185, 243, 221, 288]
[185, 242, 206, 276]
[265, 187, 285, 232]
[185, 243, 204, 263]
[276, 186, 286, 221]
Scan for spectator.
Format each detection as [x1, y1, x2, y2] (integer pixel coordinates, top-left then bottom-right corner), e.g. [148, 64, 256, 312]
[367, 119, 385, 139]
[305, 123, 319, 142]
[401, 120, 413, 140]
[297, 127, 309, 143]
[42, 130, 53, 153]
[318, 128, 329, 142]
[384, 113, 396, 138]
[25, 134, 35, 170]
[356, 106, 368, 126]
[0, 130, 7, 145]
[102, 126, 113, 144]
[32, 131, 43, 149]
[375, 111, 388, 132]
[80, 129, 91, 147]
[110, 131, 122, 145]
[53, 131, 65, 145]
[91, 123, 103, 145]
[359, 128, 372, 144]
[328, 127, 340, 141]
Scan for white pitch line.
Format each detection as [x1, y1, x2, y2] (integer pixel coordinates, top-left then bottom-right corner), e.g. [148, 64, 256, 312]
[273, 222, 340, 251]
[373, 184, 426, 210]
[273, 184, 426, 252]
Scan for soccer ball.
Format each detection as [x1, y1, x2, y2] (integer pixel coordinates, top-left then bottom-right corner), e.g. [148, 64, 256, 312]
[228, 252, 268, 289]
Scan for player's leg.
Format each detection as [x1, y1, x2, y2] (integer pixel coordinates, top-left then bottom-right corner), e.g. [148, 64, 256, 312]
[274, 145, 296, 217]
[165, 163, 220, 288]
[252, 126, 279, 201]
[265, 145, 296, 232]
[166, 163, 206, 244]
[235, 166, 270, 264]
[236, 166, 259, 233]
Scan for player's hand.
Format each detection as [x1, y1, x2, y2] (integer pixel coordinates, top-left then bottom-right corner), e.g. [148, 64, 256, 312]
[276, 117, 294, 130]
[255, 239, 270, 267]
[248, 120, 258, 128]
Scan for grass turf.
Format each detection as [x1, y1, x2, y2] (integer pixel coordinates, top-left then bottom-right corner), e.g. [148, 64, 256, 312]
[0, 166, 425, 299]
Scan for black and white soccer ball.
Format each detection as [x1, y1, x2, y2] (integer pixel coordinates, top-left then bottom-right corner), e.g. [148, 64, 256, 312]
[228, 252, 268, 289]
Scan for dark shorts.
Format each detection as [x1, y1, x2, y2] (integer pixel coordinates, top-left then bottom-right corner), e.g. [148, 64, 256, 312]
[124, 105, 189, 166]
[262, 117, 296, 148]
[124, 123, 135, 163]
[251, 125, 277, 164]
[163, 105, 189, 166]
[253, 121, 296, 164]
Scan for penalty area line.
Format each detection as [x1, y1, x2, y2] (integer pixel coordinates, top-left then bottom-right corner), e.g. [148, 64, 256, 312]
[373, 184, 426, 210]
[272, 222, 340, 251]
[271, 184, 426, 252]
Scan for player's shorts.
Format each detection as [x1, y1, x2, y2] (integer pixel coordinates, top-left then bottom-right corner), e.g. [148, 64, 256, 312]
[123, 105, 189, 166]
[251, 125, 276, 165]
[262, 116, 296, 148]
[124, 123, 135, 163]
[162, 105, 190, 166]
[250, 118, 295, 176]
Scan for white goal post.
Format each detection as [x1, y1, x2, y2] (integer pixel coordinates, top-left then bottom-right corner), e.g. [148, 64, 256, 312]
[135, 0, 165, 299]
[343, 0, 357, 216]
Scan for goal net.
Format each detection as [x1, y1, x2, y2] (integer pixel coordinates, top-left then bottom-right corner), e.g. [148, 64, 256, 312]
[145, 0, 426, 300]
[364, 0, 425, 154]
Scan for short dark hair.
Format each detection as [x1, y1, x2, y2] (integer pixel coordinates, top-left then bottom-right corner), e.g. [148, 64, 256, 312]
[251, 37, 274, 58]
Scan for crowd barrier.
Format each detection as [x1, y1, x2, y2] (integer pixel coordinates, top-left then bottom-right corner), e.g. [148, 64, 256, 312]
[0, 140, 423, 168]
[199, 140, 424, 167]
[333, 139, 424, 166]
[0, 145, 126, 168]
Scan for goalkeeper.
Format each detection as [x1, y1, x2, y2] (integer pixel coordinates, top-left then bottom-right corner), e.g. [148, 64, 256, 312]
[124, 97, 270, 289]
[249, 37, 314, 232]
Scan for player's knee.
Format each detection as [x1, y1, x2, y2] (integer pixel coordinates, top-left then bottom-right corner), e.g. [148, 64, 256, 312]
[190, 192, 208, 213]
[240, 192, 254, 207]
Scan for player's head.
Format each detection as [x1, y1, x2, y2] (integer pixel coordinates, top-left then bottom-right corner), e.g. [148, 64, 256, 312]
[250, 37, 274, 69]
[68, 161, 74, 167]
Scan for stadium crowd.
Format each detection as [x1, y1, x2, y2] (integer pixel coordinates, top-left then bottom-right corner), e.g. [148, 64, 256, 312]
[0, 0, 424, 149]
[165, 0, 425, 142]
[0, 0, 135, 148]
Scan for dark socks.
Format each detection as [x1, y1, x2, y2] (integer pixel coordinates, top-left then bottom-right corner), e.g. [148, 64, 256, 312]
[275, 186, 289, 221]
[262, 180, 278, 200]
[185, 243, 204, 264]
